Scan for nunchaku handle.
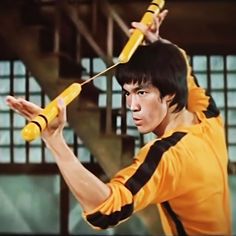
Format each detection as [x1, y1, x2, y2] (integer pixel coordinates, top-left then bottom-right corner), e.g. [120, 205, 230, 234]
[21, 83, 81, 142]
[118, 0, 165, 63]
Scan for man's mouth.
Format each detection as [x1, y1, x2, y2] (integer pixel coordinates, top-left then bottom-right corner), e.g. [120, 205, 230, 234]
[133, 117, 142, 126]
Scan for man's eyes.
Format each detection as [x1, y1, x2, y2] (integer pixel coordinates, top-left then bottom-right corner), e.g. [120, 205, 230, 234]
[137, 90, 147, 95]
[123, 90, 147, 96]
[123, 91, 130, 97]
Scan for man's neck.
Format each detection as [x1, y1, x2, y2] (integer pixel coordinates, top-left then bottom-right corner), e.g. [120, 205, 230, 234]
[154, 108, 199, 137]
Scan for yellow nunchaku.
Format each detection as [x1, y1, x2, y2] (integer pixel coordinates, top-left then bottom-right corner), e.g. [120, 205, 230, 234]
[21, 0, 165, 142]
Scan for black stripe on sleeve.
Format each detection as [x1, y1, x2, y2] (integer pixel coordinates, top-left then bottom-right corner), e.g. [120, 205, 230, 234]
[125, 132, 187, 195]
[86, 203, 133, 229]
[86, 132, 186, 229]
[162, 201, 188, 236]
[191, 73, 220, 118]
[203, 92, 220, 118]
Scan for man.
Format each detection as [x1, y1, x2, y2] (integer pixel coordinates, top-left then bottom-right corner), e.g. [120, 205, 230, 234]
[6, 10, 231, 235]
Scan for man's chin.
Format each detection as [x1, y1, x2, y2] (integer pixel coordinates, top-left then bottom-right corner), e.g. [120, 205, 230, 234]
[137, 127, 151, 134]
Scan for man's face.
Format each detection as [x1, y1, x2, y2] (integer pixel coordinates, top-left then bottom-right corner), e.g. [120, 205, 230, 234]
[123, 82, 169, 134]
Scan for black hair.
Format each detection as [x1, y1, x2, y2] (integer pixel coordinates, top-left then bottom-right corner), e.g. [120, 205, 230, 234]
[115, 40, 188, 113]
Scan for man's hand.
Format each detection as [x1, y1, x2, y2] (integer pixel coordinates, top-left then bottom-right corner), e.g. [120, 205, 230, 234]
[5, 95, 41, 121]
[5, 96, 66, 142]
[130, 9, 168, 44]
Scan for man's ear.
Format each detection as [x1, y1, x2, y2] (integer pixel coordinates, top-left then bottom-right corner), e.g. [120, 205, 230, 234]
[163, 94, 175, 104]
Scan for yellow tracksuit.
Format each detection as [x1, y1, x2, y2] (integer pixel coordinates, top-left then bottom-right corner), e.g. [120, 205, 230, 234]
[83, 49, 232, 235]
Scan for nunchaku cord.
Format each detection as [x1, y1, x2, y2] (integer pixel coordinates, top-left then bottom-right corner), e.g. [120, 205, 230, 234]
[80, 62, 120, 87]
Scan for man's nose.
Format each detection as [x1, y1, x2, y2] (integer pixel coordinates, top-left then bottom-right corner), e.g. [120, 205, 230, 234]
[129, 96, 140, 112]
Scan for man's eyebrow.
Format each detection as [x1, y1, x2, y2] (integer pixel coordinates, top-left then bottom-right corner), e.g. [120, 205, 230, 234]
[122, 87, 139, 93]
[123, 84, 150, 93]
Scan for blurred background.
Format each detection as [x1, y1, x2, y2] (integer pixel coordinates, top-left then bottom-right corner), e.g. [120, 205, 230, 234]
[0, 0, 236, 235]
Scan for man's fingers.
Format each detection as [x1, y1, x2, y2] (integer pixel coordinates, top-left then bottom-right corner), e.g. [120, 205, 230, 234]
[131, 21, 148, 34]
[5, 95, 17, 107]
[154, 9, 168, 27]
[130, 10, 168, 44]
[5, 96, 42, 121]
[131, 9, 168, 33]
[131, 21, 158, 43]
[5, 96, 24, 114]
[57, 98, 66, 124]
[18, 99, 42, 117]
